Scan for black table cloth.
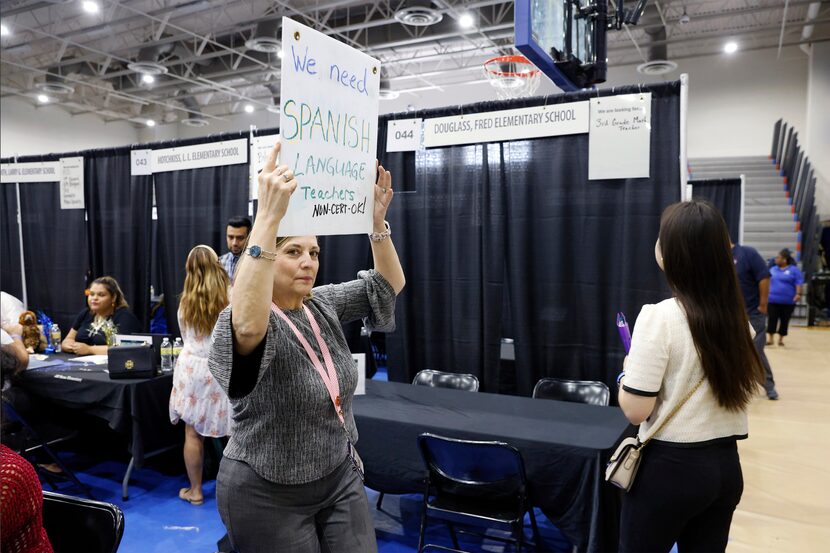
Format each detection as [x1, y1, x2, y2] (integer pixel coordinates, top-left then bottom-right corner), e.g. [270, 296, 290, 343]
[353, 380, 632, 552]
[17, 355, 180, 467]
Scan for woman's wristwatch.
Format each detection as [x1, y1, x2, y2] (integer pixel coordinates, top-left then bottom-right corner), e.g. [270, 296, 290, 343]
[245, 245, 278, 261]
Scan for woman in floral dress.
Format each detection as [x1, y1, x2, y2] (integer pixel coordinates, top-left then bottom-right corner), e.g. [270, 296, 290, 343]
[169, 245, 233, 505]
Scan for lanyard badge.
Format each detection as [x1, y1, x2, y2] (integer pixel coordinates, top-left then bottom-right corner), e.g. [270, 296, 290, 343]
[272, 303, 365, 482]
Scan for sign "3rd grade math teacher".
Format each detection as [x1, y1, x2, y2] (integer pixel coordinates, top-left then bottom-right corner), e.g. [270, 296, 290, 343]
[279, 17, 380, 236]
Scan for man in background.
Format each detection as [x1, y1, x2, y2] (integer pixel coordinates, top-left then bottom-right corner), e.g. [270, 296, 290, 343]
[732, 243, 779, 400]
[218, 216, 251, 283]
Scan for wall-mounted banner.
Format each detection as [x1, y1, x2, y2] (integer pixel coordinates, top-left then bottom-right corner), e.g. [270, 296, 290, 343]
[151, 138, 247, 174]
[60, 157, 84, 210]
[130, 149, 153, 176]
[249, 134, 280, 200]
[0, 161, 62, 183]
[423, 101, 589, 148]
[589, 93, 652, 180]
[386, 119, 422, 152]
[279, 17, 380, 236]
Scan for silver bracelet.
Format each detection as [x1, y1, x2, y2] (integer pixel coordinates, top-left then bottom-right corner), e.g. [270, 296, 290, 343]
[369, 221, 391, 242]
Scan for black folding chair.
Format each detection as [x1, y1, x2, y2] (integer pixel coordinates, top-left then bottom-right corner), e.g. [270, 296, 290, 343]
[416, 433, 540, 553]
[376, 369, 480, 511]
[532, 378, 610, 406]
[412, 370, 480, 392]
[42, 491, 125, 553]
[1, 396, 93, 498]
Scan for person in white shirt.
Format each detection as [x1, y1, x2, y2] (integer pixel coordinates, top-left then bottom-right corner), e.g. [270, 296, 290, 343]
[617, 200, 764, 553]
[1, 291, 26, 337]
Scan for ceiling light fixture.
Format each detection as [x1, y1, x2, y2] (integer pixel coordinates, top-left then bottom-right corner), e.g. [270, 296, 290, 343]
[37, 94, 50, 103]
[244, 104, 255, 113]
[379, 89, 400, 100]
[82, 1, 100, 14]
[141, 74, 155, 84]
[394, 5, 443, 27]
[724, 41, 738, 54]
[146, 119, 156, 127]
[127, 61, 168, 75]
[0, 23, 10, 36]
[277, 49, 284, 59]
[458, 13, 475, 29]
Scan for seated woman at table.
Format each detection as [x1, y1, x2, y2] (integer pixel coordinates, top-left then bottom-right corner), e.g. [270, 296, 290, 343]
[62, 276, 141, 355]
[169, 245, 233, 506]
[209, 141, 405, 553]
[617, 200, 764, 553]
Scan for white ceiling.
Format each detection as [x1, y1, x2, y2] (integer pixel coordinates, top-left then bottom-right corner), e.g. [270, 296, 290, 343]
[1, 0, 827, 126]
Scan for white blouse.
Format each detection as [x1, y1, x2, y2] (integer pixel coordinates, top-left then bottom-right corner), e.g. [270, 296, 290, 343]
[624, 298, 749, 445]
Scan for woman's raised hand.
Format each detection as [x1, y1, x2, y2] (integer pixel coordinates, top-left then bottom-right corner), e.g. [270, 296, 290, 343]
[258, 141, 298, 221]
[373, 162, 393, 229]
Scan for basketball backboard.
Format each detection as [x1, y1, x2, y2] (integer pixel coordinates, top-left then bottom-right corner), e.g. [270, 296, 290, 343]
[515, 0, 608, 91]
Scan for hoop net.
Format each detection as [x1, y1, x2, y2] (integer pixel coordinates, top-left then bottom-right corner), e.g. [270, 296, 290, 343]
[483, 55, 541, 100]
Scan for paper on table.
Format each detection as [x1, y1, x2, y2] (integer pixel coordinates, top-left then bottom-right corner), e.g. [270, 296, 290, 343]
[67, 354, 108, 364]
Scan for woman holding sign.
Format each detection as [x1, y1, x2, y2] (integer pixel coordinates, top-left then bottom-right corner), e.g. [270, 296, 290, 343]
[209, 141, 404, 552]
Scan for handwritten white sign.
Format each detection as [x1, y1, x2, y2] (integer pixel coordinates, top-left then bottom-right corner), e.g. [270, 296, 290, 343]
[279, 17, 380, 236]
[250, 134, 280, 200]
[423, 102, 589, 148]
[386, 119, 422, 152]
[588, 93, 652, 180]
[0, 161, 62, 183]
[59, 157, 84, 209]
[151, 139, 247, 173]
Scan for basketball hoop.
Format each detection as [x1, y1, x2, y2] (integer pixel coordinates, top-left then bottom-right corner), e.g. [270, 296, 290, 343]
[483, 55, 541, 100]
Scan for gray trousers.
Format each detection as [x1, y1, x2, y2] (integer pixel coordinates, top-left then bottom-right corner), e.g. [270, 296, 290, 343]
[217, 456, 377, 553]
[749, 313, 776, 394]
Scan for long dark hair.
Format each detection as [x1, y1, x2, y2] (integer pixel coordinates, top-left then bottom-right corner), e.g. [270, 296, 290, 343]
[659, 200, 764, 411]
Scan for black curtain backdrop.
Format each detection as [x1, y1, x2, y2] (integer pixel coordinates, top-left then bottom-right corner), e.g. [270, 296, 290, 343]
[382, 143, 507, 391]
[85, 148, 153, 331]
[690, 178, 742, 244]
[17, 156, 88, 332]
[1, 182, 24, 300]
[155, 154, 249, 335]
[381, 82, 680, 396]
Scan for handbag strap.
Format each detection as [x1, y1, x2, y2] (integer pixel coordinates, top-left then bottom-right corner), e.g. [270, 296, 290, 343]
[640, 376, 705, 446]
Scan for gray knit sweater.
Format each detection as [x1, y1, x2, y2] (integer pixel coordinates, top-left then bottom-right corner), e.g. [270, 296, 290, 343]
[209, 270, 396, 484]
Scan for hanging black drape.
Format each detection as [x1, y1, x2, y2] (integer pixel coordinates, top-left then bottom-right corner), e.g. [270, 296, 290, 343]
[690, 178, 742, 244]
[383, 82, 680, 396]
[383, 143, 507, 389]
[1, 182, 24, 300]
[85, 148, 153, 331]
[17, 160, 88, 332]
[155, 160, 249, 336]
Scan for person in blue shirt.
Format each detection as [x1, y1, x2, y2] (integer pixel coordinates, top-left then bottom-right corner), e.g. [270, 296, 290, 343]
[767, 248, 803, 347]
[732, 243, 778, 400]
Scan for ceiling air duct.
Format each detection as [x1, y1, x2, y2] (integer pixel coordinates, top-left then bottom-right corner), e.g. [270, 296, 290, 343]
[178, 94, 209, 127]
[264, 82, 281, 113]
[636, 5, 677, 76]
[394, 0, 442, 27]
[128, 43, 173, 76]
[36, 72, 76, 95]
[246, 19, 281, 53]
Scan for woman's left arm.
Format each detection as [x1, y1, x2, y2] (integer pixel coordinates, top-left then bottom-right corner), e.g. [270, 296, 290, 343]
[370, 165, 405, 295]
[619, 381, 657, 425]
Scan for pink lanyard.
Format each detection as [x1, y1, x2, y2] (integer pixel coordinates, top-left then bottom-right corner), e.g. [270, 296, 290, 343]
[271, 303, 344, 425]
